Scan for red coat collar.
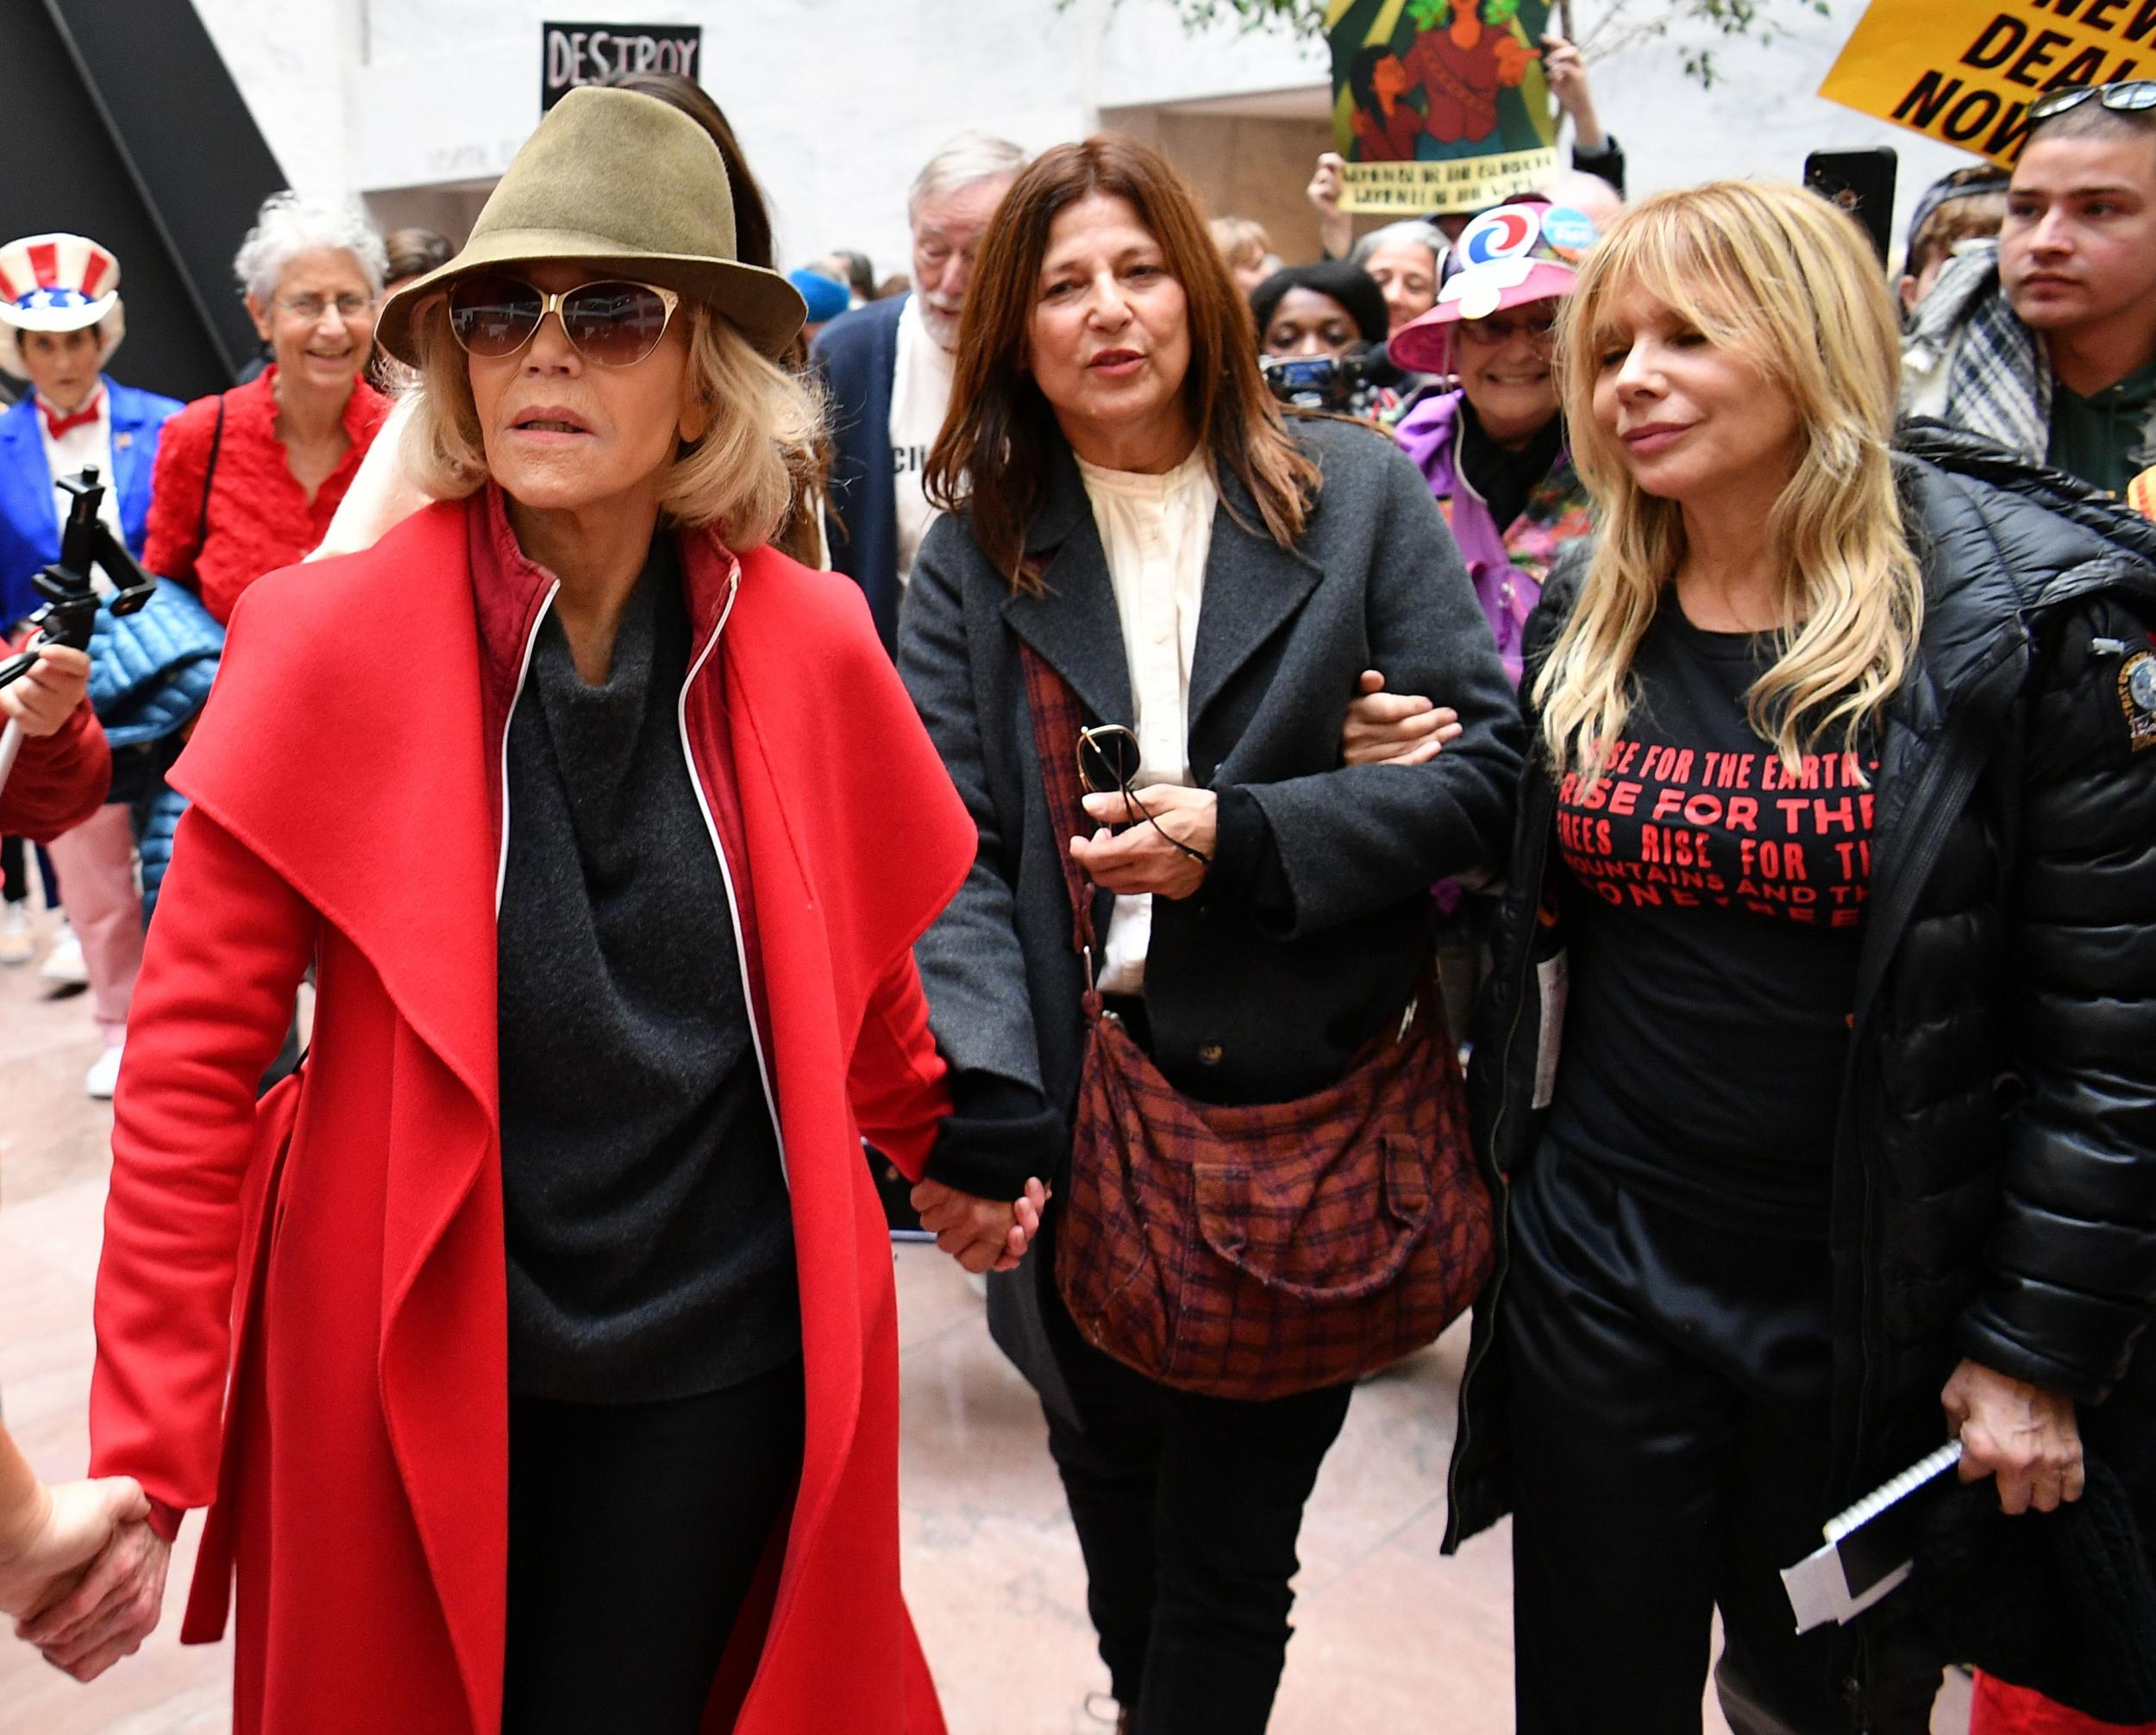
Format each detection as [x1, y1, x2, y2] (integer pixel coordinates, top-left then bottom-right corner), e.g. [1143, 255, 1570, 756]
[172, 492, 761, 1118]
[176, 500, 500, 1111]
[464, 482, 747, 849]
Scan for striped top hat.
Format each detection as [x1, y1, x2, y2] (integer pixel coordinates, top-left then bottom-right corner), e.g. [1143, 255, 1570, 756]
[0, 233, 127, 379]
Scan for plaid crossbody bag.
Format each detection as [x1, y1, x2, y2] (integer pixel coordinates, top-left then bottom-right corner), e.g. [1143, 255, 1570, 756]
[1018, 642, 1494, 1400]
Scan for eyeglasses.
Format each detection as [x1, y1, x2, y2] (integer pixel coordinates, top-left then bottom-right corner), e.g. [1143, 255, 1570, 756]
[444, 275, 681, 367]
[276, 293, 373, 323]
[1075, 724, 1211, 867]
[2030, 80, 2156, 124]
[1457, 309, 1558, 345]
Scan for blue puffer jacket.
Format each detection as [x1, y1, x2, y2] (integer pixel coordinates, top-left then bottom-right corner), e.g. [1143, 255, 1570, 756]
[88, 579, 222, 917]
[132, 767, 185, 922]
[88, 580, 222, 748]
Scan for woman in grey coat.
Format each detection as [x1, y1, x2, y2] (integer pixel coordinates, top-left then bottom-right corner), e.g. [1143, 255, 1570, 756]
[898, 137, 1520, 1734]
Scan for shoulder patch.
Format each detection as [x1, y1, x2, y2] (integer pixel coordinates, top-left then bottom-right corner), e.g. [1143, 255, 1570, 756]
[2120, 648, 2156, 752]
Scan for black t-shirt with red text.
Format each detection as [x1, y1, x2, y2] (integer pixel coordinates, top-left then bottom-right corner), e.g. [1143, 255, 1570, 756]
[1545, 605, 1877, 1235]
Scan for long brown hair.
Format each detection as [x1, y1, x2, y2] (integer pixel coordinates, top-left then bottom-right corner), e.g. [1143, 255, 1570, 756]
[925, 135, 1319, 586]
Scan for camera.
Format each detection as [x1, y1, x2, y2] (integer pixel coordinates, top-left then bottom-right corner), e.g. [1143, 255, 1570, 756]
[1261, 347, 1384, 412]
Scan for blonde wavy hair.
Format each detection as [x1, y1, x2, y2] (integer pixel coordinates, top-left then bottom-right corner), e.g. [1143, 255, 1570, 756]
[399, 296, 823, 550]
[1536, 180, 1925, 781]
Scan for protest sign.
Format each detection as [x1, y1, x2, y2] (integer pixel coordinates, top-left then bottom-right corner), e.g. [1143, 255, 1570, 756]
[542, 22, 703, 113]
[1327, 0, 1558, 215]
[1820, 0, 2155, 167]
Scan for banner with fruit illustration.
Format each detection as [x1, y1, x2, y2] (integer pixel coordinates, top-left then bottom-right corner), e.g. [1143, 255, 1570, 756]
[1327, 0, 1558, 215]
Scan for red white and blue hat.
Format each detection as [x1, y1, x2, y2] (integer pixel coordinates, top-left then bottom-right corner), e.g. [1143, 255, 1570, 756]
[0, 233, 127, 379]
[1389, 199, 1597, 375]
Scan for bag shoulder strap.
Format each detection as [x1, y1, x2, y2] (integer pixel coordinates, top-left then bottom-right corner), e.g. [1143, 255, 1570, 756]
[1016, 637, 1103, 1009]
[195, 391, 228, 554]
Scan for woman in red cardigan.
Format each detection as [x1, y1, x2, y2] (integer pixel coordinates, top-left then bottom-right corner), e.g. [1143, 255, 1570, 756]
[144, 192, 393, 623]
[29, 91, 1042, 1728]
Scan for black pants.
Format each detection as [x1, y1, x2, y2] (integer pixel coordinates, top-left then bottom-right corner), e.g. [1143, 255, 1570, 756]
[1502, 1140, 1937, 1735]
[1, 835, 53, 905]
[1040, 1267, 1353, 1734]
[502, 1357, 805, 1735]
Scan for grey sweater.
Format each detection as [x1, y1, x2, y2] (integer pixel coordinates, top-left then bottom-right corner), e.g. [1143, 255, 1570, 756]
[497, 540, 797, 1403]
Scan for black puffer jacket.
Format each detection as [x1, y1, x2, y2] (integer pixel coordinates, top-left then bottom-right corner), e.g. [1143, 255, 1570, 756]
[1446, 432, 2156, 1686]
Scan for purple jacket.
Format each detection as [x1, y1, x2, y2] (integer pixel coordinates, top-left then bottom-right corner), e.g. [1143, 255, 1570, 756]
[1393, 389, 1593, 686]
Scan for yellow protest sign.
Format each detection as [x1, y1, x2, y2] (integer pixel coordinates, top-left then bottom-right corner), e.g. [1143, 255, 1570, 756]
[1820, 0, 2156, 166]
[1328, 0, 1558, 215]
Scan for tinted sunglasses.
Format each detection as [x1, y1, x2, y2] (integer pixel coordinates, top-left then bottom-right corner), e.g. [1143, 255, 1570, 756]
[444, 274, 681, 366]
[1076, 724, 1210, 867]
[2030, 80, 2156, 124]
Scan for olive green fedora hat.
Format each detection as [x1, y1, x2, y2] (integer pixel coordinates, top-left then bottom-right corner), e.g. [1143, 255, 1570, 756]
[376, 85, 805, 366]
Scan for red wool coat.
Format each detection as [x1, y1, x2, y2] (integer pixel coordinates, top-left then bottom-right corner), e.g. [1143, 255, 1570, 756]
[89, 497, 977, 1733]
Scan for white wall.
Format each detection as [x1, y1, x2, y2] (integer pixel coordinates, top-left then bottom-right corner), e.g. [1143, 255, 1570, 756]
[1582, 1, 1976, 254]
[191, 0, 1985, 275]
[191, 0, 1312, 277]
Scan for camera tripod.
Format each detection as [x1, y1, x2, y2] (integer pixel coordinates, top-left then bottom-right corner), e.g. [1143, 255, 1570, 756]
[0, 466, 157, 801]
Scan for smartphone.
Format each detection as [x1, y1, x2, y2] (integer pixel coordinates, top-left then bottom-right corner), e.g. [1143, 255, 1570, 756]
[1805, 147, 1899, 266]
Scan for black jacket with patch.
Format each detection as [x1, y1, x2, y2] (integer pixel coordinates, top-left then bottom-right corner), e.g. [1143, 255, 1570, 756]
[1448, 428, 2156, 1701]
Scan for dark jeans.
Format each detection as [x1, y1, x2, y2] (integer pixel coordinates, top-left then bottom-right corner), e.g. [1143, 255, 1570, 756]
[1, 835, 57, 906]
[502, 1356, 805, 1735]
[1502, 1138, 1937, 1735]
[1039, 1265, 1353, 1733]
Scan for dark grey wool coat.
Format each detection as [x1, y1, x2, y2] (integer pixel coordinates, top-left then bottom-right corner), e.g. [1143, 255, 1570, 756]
[899, 413, 1522, 1410]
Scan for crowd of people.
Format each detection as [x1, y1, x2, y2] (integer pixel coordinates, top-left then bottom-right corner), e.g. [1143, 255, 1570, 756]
[0, 40, 2153, 1735]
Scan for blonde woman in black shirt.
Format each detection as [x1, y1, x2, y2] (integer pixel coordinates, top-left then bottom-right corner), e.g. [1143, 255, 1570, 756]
[1353, 181, 2156, 1732]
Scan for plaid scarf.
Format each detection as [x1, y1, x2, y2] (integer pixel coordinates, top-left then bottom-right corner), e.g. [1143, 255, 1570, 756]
[1908, 241, 2051, 461]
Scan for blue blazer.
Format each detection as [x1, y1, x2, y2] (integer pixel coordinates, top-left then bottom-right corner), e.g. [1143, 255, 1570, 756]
[810, 295, 906, 654]
[0, 376, 183, 629]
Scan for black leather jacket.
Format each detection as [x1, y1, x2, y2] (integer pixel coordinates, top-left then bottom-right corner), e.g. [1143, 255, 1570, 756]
[1448, 433, 2156, 1589]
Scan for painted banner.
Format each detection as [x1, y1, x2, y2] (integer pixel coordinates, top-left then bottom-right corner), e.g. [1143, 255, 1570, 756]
[1820, 0, 2154, 167]
[1327, 0, 1558, 215]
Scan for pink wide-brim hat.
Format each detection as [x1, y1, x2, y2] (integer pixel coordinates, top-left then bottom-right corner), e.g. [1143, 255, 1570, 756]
[1388, 260, 1579, 374]
[1387, 198, 1598, 376]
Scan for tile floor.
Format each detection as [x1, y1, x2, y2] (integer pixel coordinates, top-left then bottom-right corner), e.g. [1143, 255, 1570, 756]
[0, 908, 1970, 1733]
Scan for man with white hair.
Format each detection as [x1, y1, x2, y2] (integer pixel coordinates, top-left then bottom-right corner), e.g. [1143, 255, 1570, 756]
[812, 133, 1025, 650]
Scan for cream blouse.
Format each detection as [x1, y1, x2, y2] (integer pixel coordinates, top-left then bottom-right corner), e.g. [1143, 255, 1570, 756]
[1075, 446, 1217, 994]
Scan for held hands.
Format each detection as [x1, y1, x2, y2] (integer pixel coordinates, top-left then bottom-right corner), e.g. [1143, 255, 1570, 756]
[1073, 786, 1217, 900]
[912, 1176, 1050, 1275]
[1342, 671, 1459, 768]
[0, 1475, 148, 1622]
[0, 642, 92, 739]
[1941, 1357, 2086, 1515]
[14, 1513, 169, 1682]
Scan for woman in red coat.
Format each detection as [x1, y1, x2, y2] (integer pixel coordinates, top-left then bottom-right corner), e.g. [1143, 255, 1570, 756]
[26, 89, 1042, 1731]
